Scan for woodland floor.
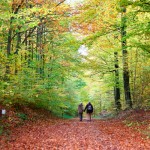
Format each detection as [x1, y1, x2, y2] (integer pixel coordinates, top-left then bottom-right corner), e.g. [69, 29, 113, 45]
[0, 110, 150, 150]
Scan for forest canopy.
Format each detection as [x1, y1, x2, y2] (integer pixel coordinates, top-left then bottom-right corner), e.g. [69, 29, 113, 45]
[0, 0, 150, 117]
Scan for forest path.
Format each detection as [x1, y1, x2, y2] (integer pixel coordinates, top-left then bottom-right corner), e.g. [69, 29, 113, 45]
[1, 118, 150, 150]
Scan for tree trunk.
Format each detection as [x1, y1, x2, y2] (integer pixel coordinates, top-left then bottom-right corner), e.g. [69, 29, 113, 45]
[14, 31, 21, 74]
[121, 7, 132, 108]
[7, 27, 12, 56]
[5, 17, 13, 76]
[114, 52, 121, 110]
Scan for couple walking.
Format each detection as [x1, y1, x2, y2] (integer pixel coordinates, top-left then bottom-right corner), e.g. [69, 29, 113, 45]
[78, 102, 93, 121]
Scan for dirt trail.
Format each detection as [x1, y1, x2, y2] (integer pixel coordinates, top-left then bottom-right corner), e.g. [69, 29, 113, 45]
[0, 118, 150, 150]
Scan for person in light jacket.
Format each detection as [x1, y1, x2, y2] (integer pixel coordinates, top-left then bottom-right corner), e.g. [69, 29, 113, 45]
[78, 103, 84, 121]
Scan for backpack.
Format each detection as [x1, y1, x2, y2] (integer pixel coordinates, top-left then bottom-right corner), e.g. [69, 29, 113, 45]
[87, 105, 92, 111]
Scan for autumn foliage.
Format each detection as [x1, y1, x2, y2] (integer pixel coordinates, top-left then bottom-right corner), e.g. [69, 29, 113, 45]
[0, 0, 150, 149]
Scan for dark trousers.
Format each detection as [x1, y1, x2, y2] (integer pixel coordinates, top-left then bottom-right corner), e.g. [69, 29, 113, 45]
[79, 113, 83, 121]
[87, 113, 92, 121]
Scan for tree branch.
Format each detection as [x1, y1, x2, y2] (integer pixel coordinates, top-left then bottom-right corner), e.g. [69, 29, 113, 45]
[56, 0, 66, 7]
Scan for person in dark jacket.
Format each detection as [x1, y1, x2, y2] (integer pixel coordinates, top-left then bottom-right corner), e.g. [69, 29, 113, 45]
[78, 103, 84, 121]
[84, 102, 93, 121]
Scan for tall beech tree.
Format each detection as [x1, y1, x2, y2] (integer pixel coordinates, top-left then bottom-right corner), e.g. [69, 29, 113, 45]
[114, 52, 121, 110]
[120, 3, 132, 108]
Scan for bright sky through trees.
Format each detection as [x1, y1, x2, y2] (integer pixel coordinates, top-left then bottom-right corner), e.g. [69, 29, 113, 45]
[65, 0, 83, 5]
[78, 45, 88, 56]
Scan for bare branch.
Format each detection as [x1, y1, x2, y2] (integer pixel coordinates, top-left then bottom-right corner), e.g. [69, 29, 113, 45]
[56, 0, 66, 7]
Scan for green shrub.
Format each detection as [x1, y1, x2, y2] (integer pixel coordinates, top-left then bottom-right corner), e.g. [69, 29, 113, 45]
[17, 113, 28, 120]
[0, 126, 3, 135]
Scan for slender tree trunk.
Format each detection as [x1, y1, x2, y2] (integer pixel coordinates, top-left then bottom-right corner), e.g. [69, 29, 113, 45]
[14, 31, 21, 74]
[131, 48, 138, 105]
[28, 29, 33, 67]
[36, 27, 39, 73]
[6, 17, 13, 76]
[7, 28, 12, 56]
[114, 52, 121, 111]
[6, 28, 12, 75]
[24, 31, 28, 60]
[121, 7, 132, 108]
[40, 23, 43, 75]
[42, 25, 46, 76]
[15, 32, 21, 54]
